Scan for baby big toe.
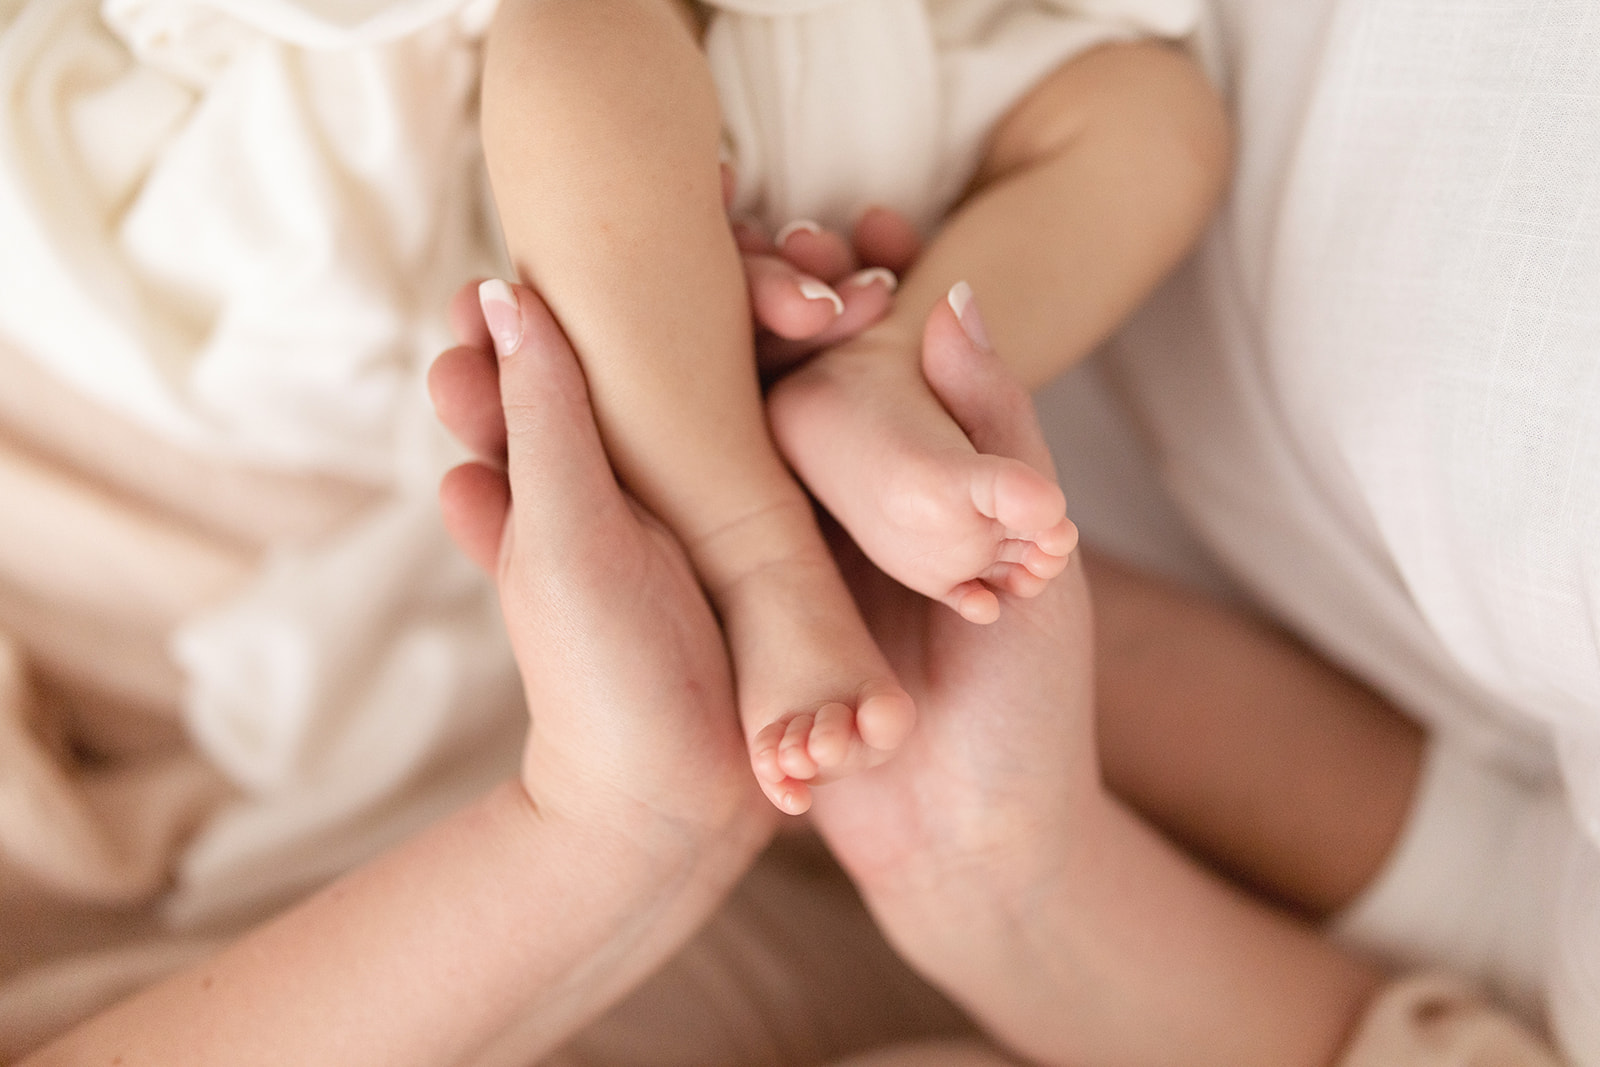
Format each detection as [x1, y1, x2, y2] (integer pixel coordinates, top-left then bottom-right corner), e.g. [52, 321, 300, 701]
[855, 684, 917, 752]
[988, 562, 1049, 600]
[990, 461, 1068, 534]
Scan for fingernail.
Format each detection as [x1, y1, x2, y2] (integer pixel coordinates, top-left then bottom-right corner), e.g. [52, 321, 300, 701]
[775, 219, 823, 247]
[798, 278, 845, 316]
[478, 279, 522, 358]
[843, 267, 898, 293]
[947, 281, 992, 352]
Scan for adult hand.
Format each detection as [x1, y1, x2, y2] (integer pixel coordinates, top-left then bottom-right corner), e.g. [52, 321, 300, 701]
[805, 296, 1379, 1067]
[733, 205, 923, 380]
[805, 292, 1095, 907]
[721, 161, 923, 378]
[429, 279, 773, 843]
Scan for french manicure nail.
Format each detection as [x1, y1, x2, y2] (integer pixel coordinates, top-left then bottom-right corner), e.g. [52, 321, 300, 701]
[844, 267, 898, 293]
[798, 279, 845, 316]
[478, 279, 522, 357]
[947, 281, 992, 352]
[775, 219, 823, 247]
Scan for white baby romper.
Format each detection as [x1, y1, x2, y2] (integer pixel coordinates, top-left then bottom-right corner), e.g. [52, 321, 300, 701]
[702, 0, 1201, 235]
[1102, 0, 1600, 1059]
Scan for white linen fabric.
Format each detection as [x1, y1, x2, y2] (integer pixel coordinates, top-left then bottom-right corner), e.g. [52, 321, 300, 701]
[704, 0, 1201, 233]
[1, 0, 499, 479]
[1104, 0, 1600, 1058]
[0, 0, 522, 929]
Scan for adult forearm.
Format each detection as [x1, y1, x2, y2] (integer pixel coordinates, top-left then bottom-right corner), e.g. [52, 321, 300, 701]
[25, 780, 763, 1067]
[874, 795, 1379, 1067]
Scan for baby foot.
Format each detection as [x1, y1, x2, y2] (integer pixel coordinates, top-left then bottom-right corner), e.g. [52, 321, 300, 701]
[768, 285, 1077, 623]
[691, 499, 915, 815]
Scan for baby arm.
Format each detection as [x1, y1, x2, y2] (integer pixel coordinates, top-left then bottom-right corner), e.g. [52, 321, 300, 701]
[768, 41, 1229, 618]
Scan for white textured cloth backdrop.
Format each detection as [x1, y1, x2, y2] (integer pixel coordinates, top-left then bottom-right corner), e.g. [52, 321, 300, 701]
[1103, 0, 1600, 1058]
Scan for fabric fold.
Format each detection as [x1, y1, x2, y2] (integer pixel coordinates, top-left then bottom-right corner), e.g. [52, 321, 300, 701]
[705, 0, 1200, 233]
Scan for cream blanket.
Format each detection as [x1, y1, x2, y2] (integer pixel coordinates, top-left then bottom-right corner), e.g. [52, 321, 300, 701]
[0, 0, 524, 1048]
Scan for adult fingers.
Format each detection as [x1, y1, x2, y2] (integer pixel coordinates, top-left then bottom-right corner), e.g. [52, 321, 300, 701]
[428, 344, 507, 463]
[478, 280, 634, 563]
[852, 207, 923, 275]
[755, 267, 899, 379]
[772, 219, 858, 282]
[746, 255, 845, 340]
[439, 461, 510, 574]
[920, 282, 1058, 479]
[448, 277, 494, 349]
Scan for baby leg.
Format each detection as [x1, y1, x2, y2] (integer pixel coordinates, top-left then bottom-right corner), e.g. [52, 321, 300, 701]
[769, 42, 1228, 618]
[481, 0, 912, 812]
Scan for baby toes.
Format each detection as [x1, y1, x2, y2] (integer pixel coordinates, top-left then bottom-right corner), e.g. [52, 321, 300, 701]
[987, 459, 1069, 537]
[748, 690, 917, 815]
[1031, 515, 1079, 560]
[1020, 538, 1073, 581]
[777, 712, 821, 781]
[945, 580, 1002, 624]
[806, 702, 857, 772]
[750, 719, 792, 786]
[854, 684, 918, 753]
[986, 561, 1049, 600]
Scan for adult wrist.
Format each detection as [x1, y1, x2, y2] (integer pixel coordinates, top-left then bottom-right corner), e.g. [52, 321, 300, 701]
[861, 795, 1381, 1067]
[513, 752, 777, 902]
[853, 789, 1117, 1002]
